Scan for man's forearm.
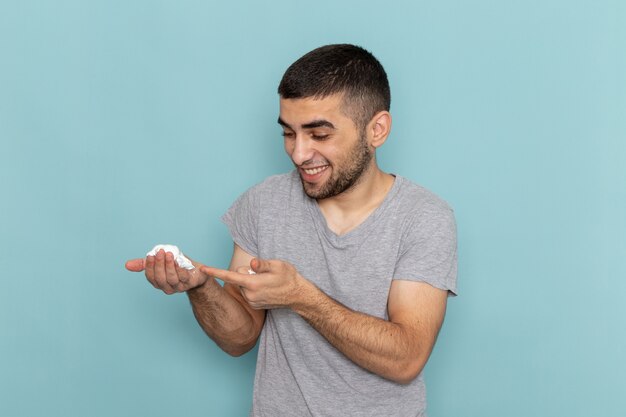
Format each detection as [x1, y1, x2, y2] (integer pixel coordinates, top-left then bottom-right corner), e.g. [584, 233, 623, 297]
[199, 259, 443, 381]
[187, 278, 261, 356]
[291, 282, 428, 384]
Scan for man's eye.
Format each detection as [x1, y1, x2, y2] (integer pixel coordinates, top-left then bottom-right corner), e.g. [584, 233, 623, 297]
[311, 134, 329, 141]
[281, 131, 295, 138]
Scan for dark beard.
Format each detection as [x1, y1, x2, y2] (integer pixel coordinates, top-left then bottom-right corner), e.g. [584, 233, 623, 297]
[300, 134, 373, 200]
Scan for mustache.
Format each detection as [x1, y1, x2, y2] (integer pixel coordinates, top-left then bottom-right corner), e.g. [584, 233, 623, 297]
[296, 159, 329, 168]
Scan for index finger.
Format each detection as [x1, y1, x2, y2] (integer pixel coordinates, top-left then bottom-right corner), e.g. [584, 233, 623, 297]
[200, 265, 252, 287]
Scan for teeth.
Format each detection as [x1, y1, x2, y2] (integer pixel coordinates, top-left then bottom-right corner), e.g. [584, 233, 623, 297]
[304, 166, 327, 175]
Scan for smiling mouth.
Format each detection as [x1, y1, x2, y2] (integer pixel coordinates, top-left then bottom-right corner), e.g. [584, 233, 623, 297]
[302, 166, 329, 175]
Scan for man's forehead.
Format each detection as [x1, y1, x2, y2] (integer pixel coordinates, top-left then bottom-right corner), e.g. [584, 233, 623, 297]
[278, 94, 350, 127]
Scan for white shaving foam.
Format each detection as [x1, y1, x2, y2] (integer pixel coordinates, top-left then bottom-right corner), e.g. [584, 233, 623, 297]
[146, 244, 195, 270]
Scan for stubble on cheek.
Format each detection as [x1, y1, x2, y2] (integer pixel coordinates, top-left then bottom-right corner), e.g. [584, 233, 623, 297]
[300, 136, 372, 200]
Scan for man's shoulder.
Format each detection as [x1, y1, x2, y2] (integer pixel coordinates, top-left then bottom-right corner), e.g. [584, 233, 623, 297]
[394, 175, 454, 215]
[235, 171, 302, 209]
[245, 170, 299, 196]
[223, 171, 300, 230]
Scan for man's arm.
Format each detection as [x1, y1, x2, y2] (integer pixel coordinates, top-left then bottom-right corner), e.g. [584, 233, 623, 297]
[187, 244, 265, 356]
[295, 278, 447, 384]
[125, 244, 265, 357]
[201, 259, 448, 384]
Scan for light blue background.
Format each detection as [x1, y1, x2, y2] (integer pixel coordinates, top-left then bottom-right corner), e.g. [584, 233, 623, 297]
[1, 1, 624, 416]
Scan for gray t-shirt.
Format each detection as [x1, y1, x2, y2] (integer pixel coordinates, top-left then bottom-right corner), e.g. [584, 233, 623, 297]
[222, 171, 457, 417]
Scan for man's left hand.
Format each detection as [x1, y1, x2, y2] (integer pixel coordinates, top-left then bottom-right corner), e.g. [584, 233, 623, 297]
[201, 258, 309, 310]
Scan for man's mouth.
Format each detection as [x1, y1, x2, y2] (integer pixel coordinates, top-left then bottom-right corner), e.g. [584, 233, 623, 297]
[302, 166, 328, 175]
[299, 164, 330, 182]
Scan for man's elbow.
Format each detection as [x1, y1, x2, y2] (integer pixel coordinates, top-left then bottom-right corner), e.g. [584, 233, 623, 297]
[225, 345, 253, 357]
[388, 357, 428, 385]
[218, 339, 256, 357]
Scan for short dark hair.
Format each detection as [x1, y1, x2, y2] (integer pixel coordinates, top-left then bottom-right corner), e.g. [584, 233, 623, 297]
[278, 44, 391, 129]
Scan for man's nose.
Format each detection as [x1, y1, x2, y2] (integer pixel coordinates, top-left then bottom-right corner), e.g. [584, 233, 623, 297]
[290, 137, 315, 166]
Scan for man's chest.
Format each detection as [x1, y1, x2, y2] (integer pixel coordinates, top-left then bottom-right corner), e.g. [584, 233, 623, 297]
[256, 213, 401, 318]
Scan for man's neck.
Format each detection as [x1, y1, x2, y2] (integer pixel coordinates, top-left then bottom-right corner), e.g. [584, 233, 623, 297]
[316, 164, 395, 236]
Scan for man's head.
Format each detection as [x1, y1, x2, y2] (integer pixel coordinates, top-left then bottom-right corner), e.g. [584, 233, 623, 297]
[278, 45, 392, 200]
[278, 44, 391, 132]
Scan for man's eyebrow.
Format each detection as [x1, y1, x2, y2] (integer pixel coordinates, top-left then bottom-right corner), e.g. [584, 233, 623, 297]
[277, 117, 336, 130]
[302, 120, 335, 130]
[277, 117, 291, 128]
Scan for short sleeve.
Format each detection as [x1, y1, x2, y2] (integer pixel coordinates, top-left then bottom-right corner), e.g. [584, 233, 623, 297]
[221, 186, 260, 257]
[393, 203, 458, 295]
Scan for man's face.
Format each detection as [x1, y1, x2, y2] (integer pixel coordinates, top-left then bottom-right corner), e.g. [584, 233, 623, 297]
[279, 94, 374, 200]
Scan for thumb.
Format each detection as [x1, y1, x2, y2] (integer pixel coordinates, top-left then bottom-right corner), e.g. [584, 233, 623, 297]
[125, 258, 146, 272]
[250, 258, 271, 273]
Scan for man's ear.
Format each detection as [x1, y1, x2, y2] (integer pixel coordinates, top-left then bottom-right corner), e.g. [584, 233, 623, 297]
[368, 111, 392, 149]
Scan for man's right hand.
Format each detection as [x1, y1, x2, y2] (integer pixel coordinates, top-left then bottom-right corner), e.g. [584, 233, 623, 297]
[126, 243, 265, 356]
[125, 249, 210, 295]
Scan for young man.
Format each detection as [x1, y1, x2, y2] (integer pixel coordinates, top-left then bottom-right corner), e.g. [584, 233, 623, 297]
[126, 44, 457, 416]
